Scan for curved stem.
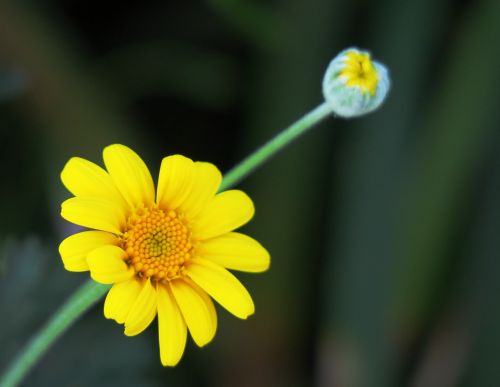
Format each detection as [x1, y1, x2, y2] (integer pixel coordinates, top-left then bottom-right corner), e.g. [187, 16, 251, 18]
[0, 281, 110, 387]
[220, 101, 332, 190]
[0, 101, 333, 387]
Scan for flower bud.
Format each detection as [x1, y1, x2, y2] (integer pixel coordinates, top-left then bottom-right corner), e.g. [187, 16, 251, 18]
[322, 47, 390, 118]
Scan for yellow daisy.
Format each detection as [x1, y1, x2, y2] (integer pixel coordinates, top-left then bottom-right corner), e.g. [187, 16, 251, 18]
[58, 144, 270, 366]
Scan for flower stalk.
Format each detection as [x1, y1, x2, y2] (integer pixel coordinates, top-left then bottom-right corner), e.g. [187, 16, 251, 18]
[220, 101, 332, 190]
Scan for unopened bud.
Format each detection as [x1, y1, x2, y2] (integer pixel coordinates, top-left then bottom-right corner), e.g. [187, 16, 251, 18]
[322, 47, 390, 118]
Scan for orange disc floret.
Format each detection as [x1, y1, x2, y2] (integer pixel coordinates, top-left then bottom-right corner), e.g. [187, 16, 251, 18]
[121, 206, 192, 282]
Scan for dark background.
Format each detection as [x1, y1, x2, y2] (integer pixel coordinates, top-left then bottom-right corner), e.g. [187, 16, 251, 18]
[1, 0, 500, 386]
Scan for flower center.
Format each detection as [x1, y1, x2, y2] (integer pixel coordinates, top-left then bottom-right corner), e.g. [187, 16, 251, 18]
[341, 50, 379, 95]
[121, 207, 192, 282]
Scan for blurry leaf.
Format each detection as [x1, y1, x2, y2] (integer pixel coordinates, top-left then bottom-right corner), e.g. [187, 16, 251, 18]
[393, 0, 500, 325]
[0, 236, 70, 367]
[0, 65, 27, 101]
[452, 128, 500, 385]
[96, 41, 238, 110]
[206, 0, 282, 49]
[0, 2, 141, 159]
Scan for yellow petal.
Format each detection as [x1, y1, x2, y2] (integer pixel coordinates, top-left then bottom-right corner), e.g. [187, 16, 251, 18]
[103, 144, 155, 208]
[156, 155, 195, 211]
[60, 157, 125, 205]
[124, 278, 157, 336]
[196, 232, 270, 273]
[61, 197, 125, 234]
[170, 278, 217, 347]
[87, 245, 133, 284]
[59, 231, 118, 272]
[191, 190, 254, 240]
[104, 279, 142, 324]
[187, 258, 254, 319]
[157, 283, 187, 366]
[178, 162, 221, 219]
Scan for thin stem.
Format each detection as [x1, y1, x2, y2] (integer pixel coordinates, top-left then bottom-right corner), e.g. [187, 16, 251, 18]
[220, 101, 332, 190]
[0, 281, 110, 387]
[0, 101, 333, 387]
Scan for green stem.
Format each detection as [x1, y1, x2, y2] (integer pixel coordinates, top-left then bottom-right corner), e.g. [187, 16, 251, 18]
[220, 101, 332, 190]
[0, 281, 110, 387]
[0, 101, 332, 387]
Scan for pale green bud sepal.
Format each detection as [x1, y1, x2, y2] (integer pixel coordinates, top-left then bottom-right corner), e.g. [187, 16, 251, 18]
[322, 47, 390, 118]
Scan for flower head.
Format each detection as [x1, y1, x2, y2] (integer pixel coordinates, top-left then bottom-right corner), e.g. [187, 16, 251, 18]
[322, 47, 390, 118]
[59, 144, 270, 366]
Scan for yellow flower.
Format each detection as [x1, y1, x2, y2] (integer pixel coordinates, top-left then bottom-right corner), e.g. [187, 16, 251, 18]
[59, 144, 270, 366]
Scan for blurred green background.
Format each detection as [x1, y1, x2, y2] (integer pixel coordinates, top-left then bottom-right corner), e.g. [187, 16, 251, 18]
[1, 0, 500, 386]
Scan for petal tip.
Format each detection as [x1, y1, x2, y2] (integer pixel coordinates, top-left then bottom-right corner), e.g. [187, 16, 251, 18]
[161, 357, 182, 367]
[240, 308, 255, 320]
[261, 252, 271, 272]
[103, 143, 127, 153]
